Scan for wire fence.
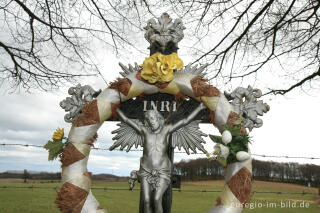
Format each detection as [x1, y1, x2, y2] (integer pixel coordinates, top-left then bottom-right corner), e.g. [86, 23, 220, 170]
[0, 185, 317, 195]
[1, 143, 319, 197]
[1, 143, 320, 160]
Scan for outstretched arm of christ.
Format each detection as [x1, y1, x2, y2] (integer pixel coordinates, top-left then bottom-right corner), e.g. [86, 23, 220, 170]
[116, 108, 143, 134]
[169, 102, 206, 133]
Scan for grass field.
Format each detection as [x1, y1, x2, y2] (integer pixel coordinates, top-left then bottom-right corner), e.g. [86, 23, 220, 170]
[0, 179, 319, 213]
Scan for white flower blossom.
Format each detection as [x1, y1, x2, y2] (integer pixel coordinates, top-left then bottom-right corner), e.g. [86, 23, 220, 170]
[222, 130, 232, 144]
[214, 144, 230, 159]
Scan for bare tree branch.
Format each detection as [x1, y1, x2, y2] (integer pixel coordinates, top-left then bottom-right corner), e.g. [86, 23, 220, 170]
[264, 67, 320, 95]
[0, 0, 319, 95]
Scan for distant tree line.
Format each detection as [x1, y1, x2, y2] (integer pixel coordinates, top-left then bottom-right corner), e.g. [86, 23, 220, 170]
[0, 170, 127, 182]
[0, 171, 61, 181]
[174, 158, 320, 187]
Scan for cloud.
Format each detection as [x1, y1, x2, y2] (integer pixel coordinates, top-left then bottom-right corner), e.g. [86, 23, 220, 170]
[0, 129, 51, 142]
[0, 92, 66, 132]
[88, 154, 140, 172]
[1, 77, 320, 177]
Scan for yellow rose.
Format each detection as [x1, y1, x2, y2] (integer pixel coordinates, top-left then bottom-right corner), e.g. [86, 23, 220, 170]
[141, 52, 183, 83]
[52, 128, 64, 140]
[162, 53, 183, 70]
[141, 55, 160, 83]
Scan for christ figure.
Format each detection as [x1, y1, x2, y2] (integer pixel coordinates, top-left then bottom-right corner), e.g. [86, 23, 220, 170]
[116, 103, 205, 213]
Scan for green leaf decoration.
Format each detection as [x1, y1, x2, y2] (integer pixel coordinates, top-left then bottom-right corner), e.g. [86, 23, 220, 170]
[209, 124, 251, 165]
[218, 157, 227, 167]
[44, 140, 64, 161]
[208, 135, 223, 144]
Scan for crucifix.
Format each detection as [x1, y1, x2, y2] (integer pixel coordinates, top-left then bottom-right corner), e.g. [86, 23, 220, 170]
[109, 93, 210, 213]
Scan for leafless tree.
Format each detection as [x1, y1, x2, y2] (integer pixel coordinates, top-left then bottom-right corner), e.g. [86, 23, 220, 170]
[0, 0, 145, 91]
[1, 0, 319, 95]
[160, 0, 320, 95]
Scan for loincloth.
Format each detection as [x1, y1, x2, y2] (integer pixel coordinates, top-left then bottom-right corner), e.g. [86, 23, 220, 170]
[139, 165, 171, 190]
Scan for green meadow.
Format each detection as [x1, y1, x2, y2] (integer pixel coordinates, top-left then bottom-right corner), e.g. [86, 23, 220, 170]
[0, 179, 319, 213]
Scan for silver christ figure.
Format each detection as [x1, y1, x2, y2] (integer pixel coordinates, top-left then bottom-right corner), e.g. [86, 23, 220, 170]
[115, 103, 206, 213]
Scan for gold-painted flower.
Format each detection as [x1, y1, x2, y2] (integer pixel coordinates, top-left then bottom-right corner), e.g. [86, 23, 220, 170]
[52, 128, 64, 140]
[141, 52, 183, 83]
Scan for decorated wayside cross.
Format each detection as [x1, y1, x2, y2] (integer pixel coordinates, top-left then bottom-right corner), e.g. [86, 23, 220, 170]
[49, 13, 269, 213]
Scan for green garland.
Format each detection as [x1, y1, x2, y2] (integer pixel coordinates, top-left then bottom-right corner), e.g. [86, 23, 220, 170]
[209, 124, 250, 165]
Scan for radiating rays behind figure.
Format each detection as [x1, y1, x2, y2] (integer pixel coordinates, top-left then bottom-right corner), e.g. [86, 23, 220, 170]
[109, 103, 208, 213]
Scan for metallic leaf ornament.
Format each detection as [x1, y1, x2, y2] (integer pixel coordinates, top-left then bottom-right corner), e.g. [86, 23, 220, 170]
[60, 84, 101, 123]
[176, 63, 208, 77]
[144, 13, 186, 55]
[118, 62, 140, 78]
[225, 85, 270, 131]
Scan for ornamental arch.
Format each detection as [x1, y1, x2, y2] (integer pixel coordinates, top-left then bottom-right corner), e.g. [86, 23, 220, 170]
[55, 13, 269, 213]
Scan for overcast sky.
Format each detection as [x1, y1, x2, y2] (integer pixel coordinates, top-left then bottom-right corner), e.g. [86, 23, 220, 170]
[1, 3, 319, 177]
[0, 52, 319, 176]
